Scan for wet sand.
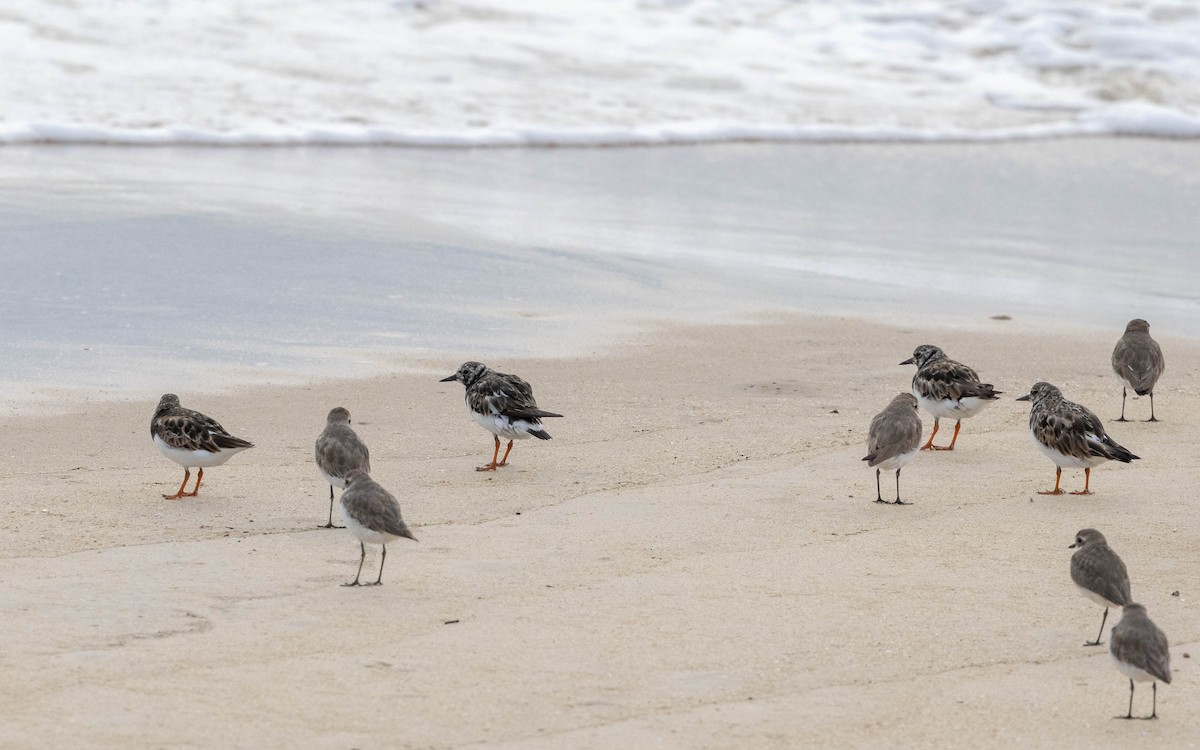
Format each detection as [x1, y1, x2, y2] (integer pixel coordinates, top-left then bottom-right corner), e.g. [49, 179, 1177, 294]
[0, 313, 1196, 747]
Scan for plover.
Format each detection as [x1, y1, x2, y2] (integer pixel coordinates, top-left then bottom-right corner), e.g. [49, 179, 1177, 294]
[900, 345, 1000, 451]
[862, 393, 922, 505]
[1112, 319, 1164, 422]
[150, 394, 254, 499]
[339, 469, 416, 587]
[440, 361, 563, 472]
[1110, 603, 1171, 719]
[1016, 382, 1138, 495]
[1069, 529, 1131, 646]
[315, 407, 371, 529]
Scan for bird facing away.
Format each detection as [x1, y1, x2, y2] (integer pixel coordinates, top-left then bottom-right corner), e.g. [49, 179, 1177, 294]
[440, 361, 564, 472]
[900, 345, 1000, 451]
[1110, 603, 1171, 720]
[339, 469, 416, 587]
[150, 394, 254, 499]
[1112, 319, 1164, 422]
[315, 407, 371, 529]
[1016, 382, 1138, 495]
[862, 393, 922, 505]
[1069, 529, 1131, 646]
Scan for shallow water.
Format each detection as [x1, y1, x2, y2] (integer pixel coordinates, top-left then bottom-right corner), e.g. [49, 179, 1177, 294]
[1, 139, 1197, 409]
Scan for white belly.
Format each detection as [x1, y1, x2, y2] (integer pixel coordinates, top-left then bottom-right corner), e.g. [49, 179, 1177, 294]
[1112, 656, 1160, 684]
[154, 434, 247, 469]
[914, 391, 992, 420]
[318, 465, 348, 489]
[1077, 584, 1121, 610]
[340, 505, 401, 546]
[873, 448, 918, 473]
[470, 409, 536, 440]
[1030, 431, 1108, 469]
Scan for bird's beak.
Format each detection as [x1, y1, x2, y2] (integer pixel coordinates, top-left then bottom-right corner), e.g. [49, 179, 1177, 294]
[1015, 394, 1031, 402]
[899, 358, 915, 366]
[439, 375, 457, 382]
[1068, 542, 1079, 549]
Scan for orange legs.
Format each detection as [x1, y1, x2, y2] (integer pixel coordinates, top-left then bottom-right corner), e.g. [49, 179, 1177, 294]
[163, 467, 204, 499]
[477, 437, 515, 471]
[1070, 467, 1093, 496]
[921, 419, 961, 451]
[1039, 467, 1065, 496]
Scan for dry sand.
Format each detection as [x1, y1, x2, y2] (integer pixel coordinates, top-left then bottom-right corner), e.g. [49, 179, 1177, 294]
[0, 313, 1196, 748]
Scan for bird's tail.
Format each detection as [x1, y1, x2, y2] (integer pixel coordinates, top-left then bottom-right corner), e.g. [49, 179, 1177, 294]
[528, 429, 552, 440]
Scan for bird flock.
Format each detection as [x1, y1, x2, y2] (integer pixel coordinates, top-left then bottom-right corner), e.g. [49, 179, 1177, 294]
[864, 318, 1170, 719]
[148, 322, 1172, 720]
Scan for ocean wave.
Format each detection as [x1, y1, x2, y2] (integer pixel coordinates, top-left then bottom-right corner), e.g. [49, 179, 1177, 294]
[3, 0, 1199, 147]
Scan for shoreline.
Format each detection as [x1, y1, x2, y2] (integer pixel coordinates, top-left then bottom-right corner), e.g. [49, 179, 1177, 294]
[1, 312, 1196, 747]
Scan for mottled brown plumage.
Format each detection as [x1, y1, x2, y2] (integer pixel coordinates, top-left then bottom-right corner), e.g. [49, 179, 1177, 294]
[900, 345, 1000, 450]
[150, 393, 254, 499]
[1016, 382, 1138, 495]
[1112, 319, 1165, 422]
[1069, 529, 1131, 646]
[315, 407, 371, 529]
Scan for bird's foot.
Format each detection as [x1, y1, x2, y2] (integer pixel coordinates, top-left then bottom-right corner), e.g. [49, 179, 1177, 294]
[475, 463, 499, 472]
[1113, 715, 1134, 721]
[919, 443, 935, 451]
[1115, 417, 1129, 422]
[1146, 417, 1159, 423]
[320, 523, 345, 529]
[162, 492, 185, 500]
[1069, 490, 1094, 496]
[1083, 640, 1104, 647]
[364, 581, 383, 587]
[1037, 489, 1065, 496]
[341, 581, 361, 587]
[930, 445, 955, 451]
[892, 499, 911, 505]
[874, 498, 887, 504]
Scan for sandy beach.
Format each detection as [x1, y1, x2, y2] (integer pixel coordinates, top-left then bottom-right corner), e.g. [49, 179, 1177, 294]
[1, 312, 1195, 747]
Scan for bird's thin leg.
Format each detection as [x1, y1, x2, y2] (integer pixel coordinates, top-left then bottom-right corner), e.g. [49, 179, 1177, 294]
[323, 485, 344, 529]
[920, 419, 940, 451]
[874, 469, 885, 503]
[497, 439, 514, 467]
[1117, 387, 1128, 422]
[1070, 467, 1093, 496]
[892, 468, 910, 505]
[342, 542, 365, 587]
[932, 420, 961, 451]
[1147, 392, 1157, 422]
[1119, 679, 1134, 719]
[1085, 607, 1108, 646]
[1149, 682, 1158, 719]
[163, 469, 191, 499]
[477, 436, 501, 471]
[183, 467, 204, 497]
[1038, 467, 1065, 495]
[368, 544, 386, 586]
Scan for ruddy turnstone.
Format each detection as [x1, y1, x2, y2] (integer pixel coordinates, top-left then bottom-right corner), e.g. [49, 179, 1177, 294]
[862, 393, 922, 505]
[1016, 382, 1139, 495]
[339, 468, 416, 587]
[150, 394, 254, 499]
[1069, 529, 1131, 646]
[900, 345, 1000, 450]
[1112, 319, 1164, 422]
[440, 361, 563, 472]
[315, 407, 371, 529]
[1110, 603, 1171, 719]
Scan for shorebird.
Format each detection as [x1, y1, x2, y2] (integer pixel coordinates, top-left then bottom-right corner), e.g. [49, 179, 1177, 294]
[440, 361, 563, 471]
[1112, 319, 1164, 422]
[1069, 529, 1131, 646]
[315, 407, 371, 529]
[150, 394, 254, 499]
[1110, 604, 1171, 719]
[339, 469, 416, 587]
[900, 345, 1000, 450]
[1016, 382, 1138, 495]
[862, 393, 922, 504]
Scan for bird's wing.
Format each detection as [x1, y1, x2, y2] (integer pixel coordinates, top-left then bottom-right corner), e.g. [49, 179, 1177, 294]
[1070, 546, 1131, 605]
[865, 408, 922, 466]
[316, 427, 371, 478]
[917, 359, 998, 401]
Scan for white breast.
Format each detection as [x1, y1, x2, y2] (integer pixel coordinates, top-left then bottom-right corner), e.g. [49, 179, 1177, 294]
[914, 391, 992, 420]
[872, 448, 919, 473]
[470, 409, 536, 440]
[153, 434, 248, 469]
[1076, 584, 1121, 610]
[317, 465, 348, 489]
[340, 504, 402, 546]
[1111, 655, 1159, 684]
[1030, 430, 1108, 469]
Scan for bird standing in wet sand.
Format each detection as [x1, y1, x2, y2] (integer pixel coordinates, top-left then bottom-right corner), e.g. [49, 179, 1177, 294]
[440, 361, 563, 471]
[862, 393, 922, 505]
[150, 394, 254, 499]
[900, 345, 1000, 451]
[1112, 318, 1165, 422]
[315, 407, 371, 529]
[1110, 603, 1171, 719]
[339, 469, 416, 587]
[1069, 529, 1131, 646]
[1016, 382, 1138, 495]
